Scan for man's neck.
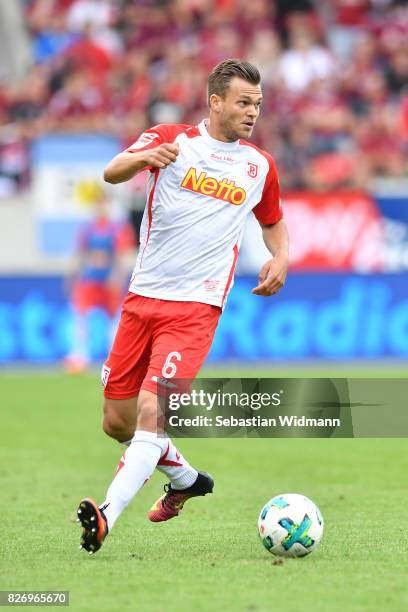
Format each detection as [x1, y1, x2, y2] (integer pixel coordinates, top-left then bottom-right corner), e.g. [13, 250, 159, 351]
[205, 118, 235, 143]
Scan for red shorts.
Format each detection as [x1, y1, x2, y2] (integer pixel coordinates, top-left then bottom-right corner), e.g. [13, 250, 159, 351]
[102, 293, 221, 399]
[72, 281, 121, 317]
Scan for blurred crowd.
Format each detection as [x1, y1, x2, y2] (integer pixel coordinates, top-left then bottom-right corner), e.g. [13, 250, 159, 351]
[0, 0, 407, 194]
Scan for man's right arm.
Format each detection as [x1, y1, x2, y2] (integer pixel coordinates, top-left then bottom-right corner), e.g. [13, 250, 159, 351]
[104, 143, 179, 184]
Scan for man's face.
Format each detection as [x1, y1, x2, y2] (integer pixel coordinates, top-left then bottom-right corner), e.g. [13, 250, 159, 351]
[211, 77, 263, 141]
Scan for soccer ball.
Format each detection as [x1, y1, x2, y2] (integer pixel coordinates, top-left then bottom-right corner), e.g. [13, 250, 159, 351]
[258, 493, 324, 558]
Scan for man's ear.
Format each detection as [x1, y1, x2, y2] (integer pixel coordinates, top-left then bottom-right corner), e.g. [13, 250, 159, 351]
[209, 93, 222, 113]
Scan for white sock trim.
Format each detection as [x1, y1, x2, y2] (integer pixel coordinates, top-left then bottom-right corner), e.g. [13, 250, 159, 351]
[169, 469, 198, 490]
[132, 430, 167, 451]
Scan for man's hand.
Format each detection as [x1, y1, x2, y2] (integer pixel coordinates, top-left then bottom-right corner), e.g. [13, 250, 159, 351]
[252, 254, 288, 296]
[143, 143, 179, 169]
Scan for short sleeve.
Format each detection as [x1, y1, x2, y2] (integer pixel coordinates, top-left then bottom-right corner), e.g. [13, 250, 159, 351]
[252, 155, 283, 225]
[126, 124, 168, 154]
[125, 124, 185, 172]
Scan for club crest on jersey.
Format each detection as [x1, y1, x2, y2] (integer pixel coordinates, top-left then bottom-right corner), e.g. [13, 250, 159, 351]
[181, 167, 246, 206]
[247, 162, 258, 178]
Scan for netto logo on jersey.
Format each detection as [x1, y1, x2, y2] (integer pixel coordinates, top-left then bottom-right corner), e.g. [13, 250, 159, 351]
[181, 167, 246, 206]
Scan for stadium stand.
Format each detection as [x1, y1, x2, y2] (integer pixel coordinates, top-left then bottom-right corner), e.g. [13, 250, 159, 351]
[0, 0, 406, 196]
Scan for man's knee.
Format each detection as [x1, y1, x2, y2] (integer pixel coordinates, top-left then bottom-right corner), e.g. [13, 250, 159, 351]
[102, 416, 131, 442]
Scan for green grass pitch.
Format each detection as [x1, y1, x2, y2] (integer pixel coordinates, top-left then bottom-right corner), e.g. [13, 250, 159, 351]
[1, 371, 408, 612]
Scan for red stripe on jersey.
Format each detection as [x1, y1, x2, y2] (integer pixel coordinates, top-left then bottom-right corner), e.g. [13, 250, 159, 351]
[221, 243, 239, 308]
[139, 170, 159, 267]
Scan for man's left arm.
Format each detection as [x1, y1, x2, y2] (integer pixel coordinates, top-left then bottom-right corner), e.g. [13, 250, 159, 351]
[252, 219, 289, 296]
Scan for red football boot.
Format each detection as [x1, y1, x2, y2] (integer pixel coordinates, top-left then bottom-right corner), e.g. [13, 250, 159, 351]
[148, 472, 214, 522]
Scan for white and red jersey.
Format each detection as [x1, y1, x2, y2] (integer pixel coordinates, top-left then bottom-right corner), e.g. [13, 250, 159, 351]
[126, 120, 282, 308]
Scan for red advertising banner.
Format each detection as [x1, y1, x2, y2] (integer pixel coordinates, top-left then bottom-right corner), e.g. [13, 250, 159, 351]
[283, 192, 384, 271]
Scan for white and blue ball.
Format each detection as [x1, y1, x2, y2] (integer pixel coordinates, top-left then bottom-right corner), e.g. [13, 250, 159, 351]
[258, 493, 324, 558]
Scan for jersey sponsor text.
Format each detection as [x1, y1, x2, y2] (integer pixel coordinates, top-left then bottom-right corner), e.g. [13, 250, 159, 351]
[181, 167, 246, 206]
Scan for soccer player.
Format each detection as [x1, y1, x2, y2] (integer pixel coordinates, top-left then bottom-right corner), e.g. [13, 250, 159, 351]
[64, 186, 134, 372]
[76, 59, 289, 554]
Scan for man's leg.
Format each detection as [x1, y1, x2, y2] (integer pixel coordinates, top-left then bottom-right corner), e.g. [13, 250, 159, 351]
[77, 392, 165, 553]
[103, 388, 201, 487]
[99, 294, 218, 499]
[98, 390, 166, 533]
[77, 295, 218, 551]
[100, 392, 206, 529]
[155, 440, 198, 489]
[65, 283, 98, 372]
[144, 300, 221, 522]
[64, 308, 89, 372]
[102, 396, 138, 443]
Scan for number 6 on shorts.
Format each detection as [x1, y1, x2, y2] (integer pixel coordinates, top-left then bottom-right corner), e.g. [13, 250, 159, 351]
[162, 351, 181, 378]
